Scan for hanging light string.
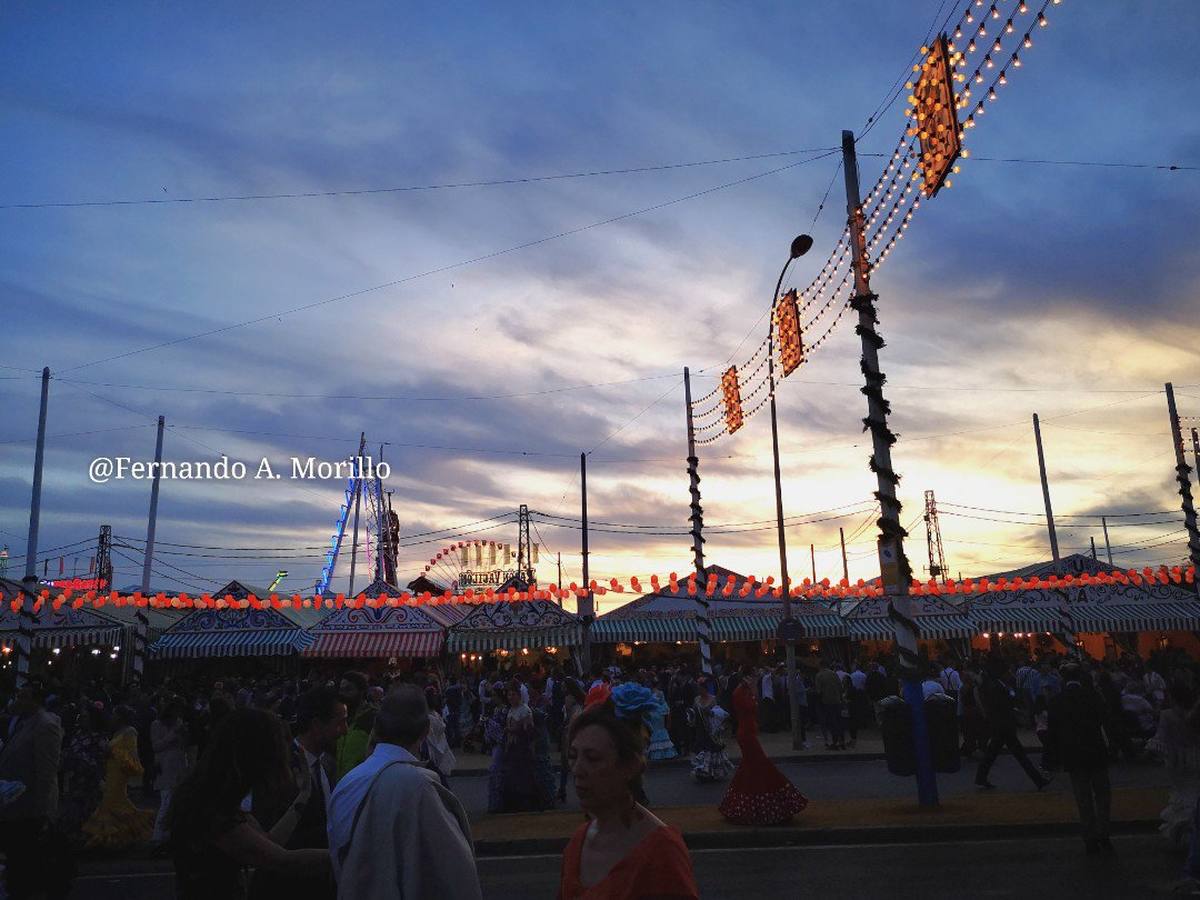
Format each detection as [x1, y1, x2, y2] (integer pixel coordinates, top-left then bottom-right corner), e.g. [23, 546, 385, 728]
[694, 0, 1067, 442]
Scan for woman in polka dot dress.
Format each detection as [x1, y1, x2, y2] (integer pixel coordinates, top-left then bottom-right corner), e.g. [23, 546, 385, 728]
[718, 667, 808, 826]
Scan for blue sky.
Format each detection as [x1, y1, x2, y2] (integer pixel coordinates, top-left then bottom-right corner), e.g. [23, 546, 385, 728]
[2, 1, 1198, 610]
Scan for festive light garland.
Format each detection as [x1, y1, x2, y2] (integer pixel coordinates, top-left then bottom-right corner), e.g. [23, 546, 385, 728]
[12, 560, 1191, 613]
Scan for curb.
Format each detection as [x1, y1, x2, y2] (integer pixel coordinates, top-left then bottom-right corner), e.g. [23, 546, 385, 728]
[453, 747, 1045, 777]
[473, 818, 1160, 857]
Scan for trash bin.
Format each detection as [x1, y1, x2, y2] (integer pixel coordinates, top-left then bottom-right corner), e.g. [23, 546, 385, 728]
[925, 693, 961, 774]
[879, 695, 916, 776]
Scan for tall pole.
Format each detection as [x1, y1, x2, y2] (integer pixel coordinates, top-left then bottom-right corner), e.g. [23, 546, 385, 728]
[1032, 414, 1062, 572]
[1192, 428, 1200, 488]
[1165, 384, 1200, 578]
[766, 300, 803, 748]
[840, 527, 850, 582]
[810, 543, 817, 583]
[842, 131, 937, 806]
[579, 453, 593, 670]
[557, 552, 563, 606]
[1101, 516, 1113, 566]
[347, 432, 365, 597]
[1090, 536, 1097, 561]
[1033, 412, 1078, 653]
[140, 417, 165, 593]
[684, 367, 713, 676]
[135, 415, 165, 681]
[17, 367, 51, 689]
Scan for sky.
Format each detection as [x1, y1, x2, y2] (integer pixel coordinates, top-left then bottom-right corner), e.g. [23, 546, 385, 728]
[2, 0, 1199, 614]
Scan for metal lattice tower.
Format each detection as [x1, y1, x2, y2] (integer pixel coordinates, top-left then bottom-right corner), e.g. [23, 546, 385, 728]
[96, 524, 113, 591]
[517, 504, 535, 582]
[924, 490, 947, 584]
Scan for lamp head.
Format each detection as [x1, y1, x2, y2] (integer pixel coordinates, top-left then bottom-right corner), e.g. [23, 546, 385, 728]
[790, 234, 814, 259]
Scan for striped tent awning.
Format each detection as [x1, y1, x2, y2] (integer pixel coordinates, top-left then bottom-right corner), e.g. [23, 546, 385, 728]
[969, 605, 1064, 634]
[590, 618, 696, 643]
[0, 625, 123, 650]
[1071, 602, 1200, 634]
[302, 630, 444, 659]
[848, 614, 975, 641]
[447, 624, 582, 652]
[150, 628, 313, 659]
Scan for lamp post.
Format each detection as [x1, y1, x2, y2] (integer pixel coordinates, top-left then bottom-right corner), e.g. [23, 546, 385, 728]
[768, 233, 812, 751]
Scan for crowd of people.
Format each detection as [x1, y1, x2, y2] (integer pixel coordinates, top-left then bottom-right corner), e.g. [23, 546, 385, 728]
[0, 645, 1198, 896]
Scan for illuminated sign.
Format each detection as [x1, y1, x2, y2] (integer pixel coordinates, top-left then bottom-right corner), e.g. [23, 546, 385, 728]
[44, 577, 108, 591]
[721, 366, 744, 434]
[775, 290, 804, 376]
[908, 34, 962, 198]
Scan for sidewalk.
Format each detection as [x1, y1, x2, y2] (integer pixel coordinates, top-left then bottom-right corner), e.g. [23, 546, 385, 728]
[453, 727, 1043, 774]
[470, 785, 1167, 855]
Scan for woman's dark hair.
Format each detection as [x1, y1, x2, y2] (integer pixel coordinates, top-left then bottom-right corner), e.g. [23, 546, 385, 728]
[564, 679, 586, 705]
[568, 704, 646, 767]
[168, 708, 291, 843]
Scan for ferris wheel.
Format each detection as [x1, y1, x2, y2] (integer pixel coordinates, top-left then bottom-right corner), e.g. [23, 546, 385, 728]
[420, 533, 540, 591]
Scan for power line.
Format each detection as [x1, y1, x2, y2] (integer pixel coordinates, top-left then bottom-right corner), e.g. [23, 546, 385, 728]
[60, 150, 838, 374]
[0, 147, 840, 211]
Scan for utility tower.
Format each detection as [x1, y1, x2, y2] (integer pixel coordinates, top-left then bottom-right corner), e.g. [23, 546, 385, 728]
[924, 490, 947, 584]
[96, 525, 113, 591]
[517, 504, 535, 583]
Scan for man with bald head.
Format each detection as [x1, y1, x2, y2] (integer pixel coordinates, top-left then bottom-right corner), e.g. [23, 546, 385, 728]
[327, 684, 481, 899]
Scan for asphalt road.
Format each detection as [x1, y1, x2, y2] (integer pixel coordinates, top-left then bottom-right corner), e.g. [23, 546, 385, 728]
[451, 754, 1170, 817]
[68, 835, 1189, 899]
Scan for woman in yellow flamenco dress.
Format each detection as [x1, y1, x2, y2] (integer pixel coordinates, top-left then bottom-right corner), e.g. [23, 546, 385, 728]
[83, 706, 154, 850]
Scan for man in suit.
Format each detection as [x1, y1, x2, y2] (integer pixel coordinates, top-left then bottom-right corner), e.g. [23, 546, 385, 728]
[250, 685, 347, 900]
[0, 681, 66, 899]
[975, 658, 1051, 791]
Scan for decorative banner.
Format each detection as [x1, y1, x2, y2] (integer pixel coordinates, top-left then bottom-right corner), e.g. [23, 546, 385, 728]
[12, 564, 1196, 613]
[721, 366, 744, 434]
[775, 289, 804, 376]
[908, 33, 962, 197]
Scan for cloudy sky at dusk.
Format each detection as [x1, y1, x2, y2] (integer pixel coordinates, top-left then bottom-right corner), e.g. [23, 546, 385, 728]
[2, 1, 1198, 613]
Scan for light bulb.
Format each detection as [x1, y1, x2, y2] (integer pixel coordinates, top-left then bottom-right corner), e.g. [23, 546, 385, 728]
[988, 87, 997, 100]
[998, 70, 1007, 84]
[966, 12, 974, 24]
[967, 39, 977, 52]
[993, 39, 1002, 52]
[1005, 19, 1014, 33]
[1012, 53, 1021, 67]
[990, 5, 1000, 19]
[1019, 1, 1028, 11]
[1024, 34, 1033, 47]
[985, 54, 994, 68]
[1039, 13, 1048, 26]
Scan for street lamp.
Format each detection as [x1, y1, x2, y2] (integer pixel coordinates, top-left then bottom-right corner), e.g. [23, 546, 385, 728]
[768, 234, 811, 752]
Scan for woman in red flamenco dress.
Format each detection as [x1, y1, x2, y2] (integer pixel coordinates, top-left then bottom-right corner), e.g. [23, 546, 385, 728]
[718, 668, 808, 825]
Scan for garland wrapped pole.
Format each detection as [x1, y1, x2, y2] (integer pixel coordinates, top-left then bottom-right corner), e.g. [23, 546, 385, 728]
[683, 366, 713, 676]
[1032, 413, 1079, 655]
[1165, 384, 1200, 588]
[841, 131, 937, 807]
[17, 367, 51, 690]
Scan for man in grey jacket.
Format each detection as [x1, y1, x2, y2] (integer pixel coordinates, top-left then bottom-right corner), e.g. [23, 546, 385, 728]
[328, 684, 481, 900]
[0, 681, 66, 898]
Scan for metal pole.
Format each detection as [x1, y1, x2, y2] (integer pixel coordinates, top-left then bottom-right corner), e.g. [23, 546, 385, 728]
[17, 367, 50, 689]
[810, 543, 817, 583]
[842, 131, 937, 806]
[1032, 414, 1062, 571]
[1032, 412, 1078, 654]
[1165, 384, 1200, 576]
[580, 452, 593, 670]
[766, 333, 802, 748]
[1090, 536, 1097, 561]
[135, 415, 164, 681]
[840, 527, 850, 582]
[557, 552, 563, 606]
[1192, 428, 1200, 489]
[347, 433, 365, 596]
[1101, 516, 1113, 566]
[684, 367, 713, 676]
[140, 417, 165, 593]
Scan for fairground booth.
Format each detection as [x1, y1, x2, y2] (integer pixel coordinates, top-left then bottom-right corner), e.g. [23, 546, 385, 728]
[148, 580, 323, 674]
[447, 595, 583, 674]
[963, 554, 1200, 659]
[0, 577, 129, 684]
[300, 576, 465, 675]
[591, 566, 846, 668]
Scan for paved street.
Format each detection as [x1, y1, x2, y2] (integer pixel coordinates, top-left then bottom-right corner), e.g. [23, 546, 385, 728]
[68, 835, 1188, 899]
[452, 754, 1170, 818]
